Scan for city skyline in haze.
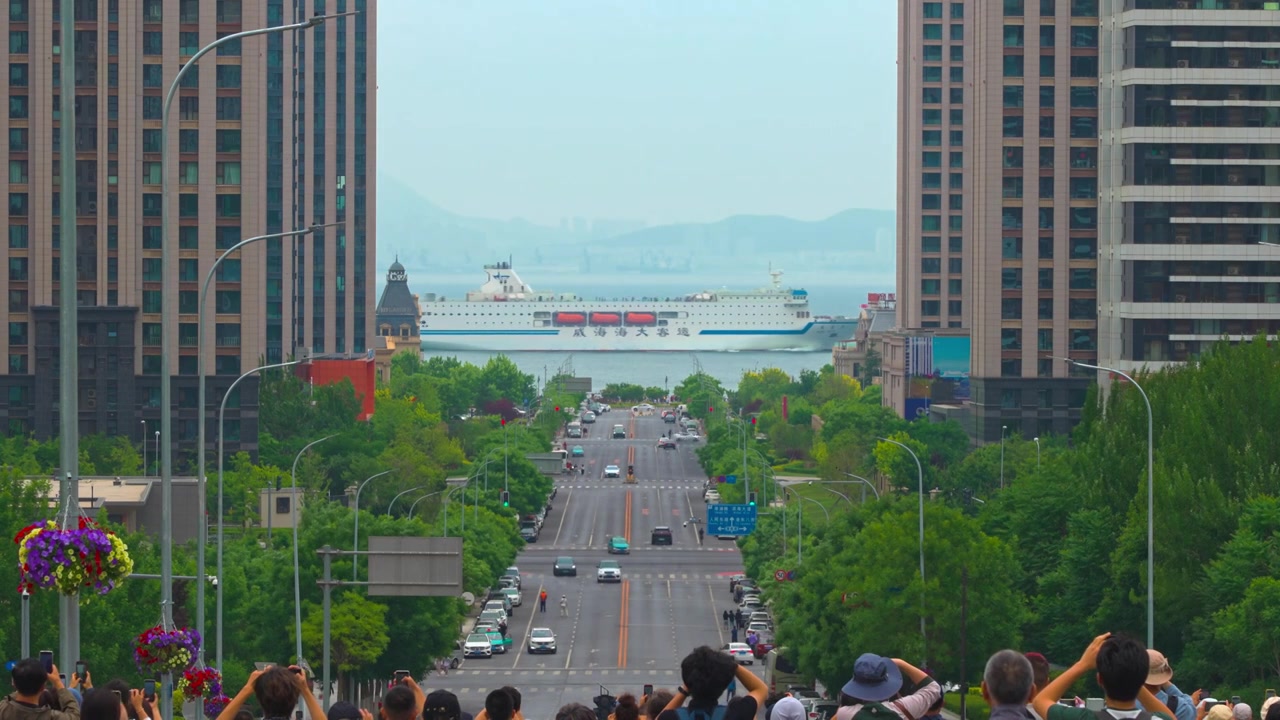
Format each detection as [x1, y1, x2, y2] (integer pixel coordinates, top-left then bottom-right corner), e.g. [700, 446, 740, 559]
[376, 1, 896, 227]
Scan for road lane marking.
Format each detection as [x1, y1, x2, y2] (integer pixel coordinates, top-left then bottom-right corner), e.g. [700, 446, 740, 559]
[686, 485, 703, 546]
[617, 578, 631, 668]
[511, 581, 544, 665]
[624, 489, 633, 544]
[553, 488, 574, 545]
[709, 582, 725, 647]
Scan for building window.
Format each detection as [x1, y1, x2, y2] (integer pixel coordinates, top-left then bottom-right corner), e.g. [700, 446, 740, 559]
[1003, 208, 1023, 230]
[924, 24, 943, 41]
[948, 300, 962, 315]
[1004, 0, 1024, 15]
[948, 257, 962, 273]
[216, 290, 241, 313]
[179, 161, 199, 184]
[1069, 299, 1094, 320]
[8, 193, 27, 216]
[1002, 268, 1023, 290]
[1039, 176, 1054, 198]
[216, 194, 241, 218]
[923, 215, 941, 232]
[949, 236, 963, 253]
[1070, 0, 1097, 17]
[950, 152, 963, 168]
[1002, 298, 1023, 319]
[950, 109, 963, 125]
[1072, 26, 1097, 48]
[922, 258, 942, 274]
[1004, 55, 1024, 78]
[216, 130, 241, 153]
[8, 322, 28, 346]
[921, 300, 941, 316]
[950, 66, 964, 83]
[1038, 358, 1054, 377]
[1038, 329, 1053, 352]
[1039, 268, 1054, 290]
[923, 66, 942, 82]
[1071, 237, 1096, 259]
[949, 194, 963, 210]
[924, 46, 943, 62]
[10, 0, 28, 21]
[1004, 25, 1024, 47]
[216, 65, 241, 89]
[1001, 360, 1022, 377]
[922, 279, 941, 295]
[1070, 177, 1097, 199]
[1002, 329, 1023, 350]
[924, 87, 942, 104]
[180, 31, 199, 55]
[1071, 329, 1097, 351]
[179, 291, 198, 314]
[8, 225, 27, 248]
[923, 130, 942, 146]
[1070, 269, 1097, 290]
[950, 46, 964, 62]
[1003, 236, 1023, 259]
[924, 2, 943, 17]
[216, 162, 241, 185]
[1070, 56, 1098, 77]
[949, 173, 963, 190]
[8, 257, 28, 281]
[1001, 389, 1022, 409]
[951, 2, 964, 18]
[1004, 86, 1024, 108]
[949, 279, 962, 295]
[1003, 177, 1024, 199]
[1004, 147, 1023, 168]
[1070, 116, 1097, 138]
[1040, 116, 1055, 138]
[180, 129, 199, 153]
[922, 236, 941, 253]
[950, 87, 964, 103]
[951, 130, 964, 146]
[923, 151, 941, 168]
[216, 96, 241, 120]
[1038, 298, 1053, 319]
[923, 172, 942, 190]
[143, 64, 162, 88]
[923, 194, 942, 210]
[1039, 237, 1055, 259]
[1039, 208, 1055, 230]
[1070, 86, 1097, 108]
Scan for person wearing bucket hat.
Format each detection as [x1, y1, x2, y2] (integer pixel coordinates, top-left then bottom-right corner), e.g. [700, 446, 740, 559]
[832, 655, 939, 720]
[1144, 650, 1197, 720]
[1032, 633, 1175, 720]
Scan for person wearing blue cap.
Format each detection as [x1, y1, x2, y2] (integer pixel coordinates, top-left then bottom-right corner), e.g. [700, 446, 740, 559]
[832, 654, 940, 720]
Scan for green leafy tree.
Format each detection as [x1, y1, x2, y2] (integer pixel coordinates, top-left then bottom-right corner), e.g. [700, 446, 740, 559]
[301, 591, 390, 689]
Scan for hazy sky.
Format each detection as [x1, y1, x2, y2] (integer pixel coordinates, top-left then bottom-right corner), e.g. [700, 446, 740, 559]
[376, 1, 896, 226]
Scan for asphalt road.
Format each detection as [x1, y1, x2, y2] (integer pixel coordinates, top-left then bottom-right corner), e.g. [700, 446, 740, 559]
[432, 412, 758, 719]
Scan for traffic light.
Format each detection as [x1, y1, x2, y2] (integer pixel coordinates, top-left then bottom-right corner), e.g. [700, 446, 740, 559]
[555, 406, 560, 412]
[747, 492, 757, 506]
[501, 491, 510, 507]
[750, 416, 757, 425]
[708, 406, 714, 413]
[500, 418, 506, 426]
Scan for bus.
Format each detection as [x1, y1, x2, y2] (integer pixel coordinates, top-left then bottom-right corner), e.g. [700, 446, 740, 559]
[762, 647, 809, 694]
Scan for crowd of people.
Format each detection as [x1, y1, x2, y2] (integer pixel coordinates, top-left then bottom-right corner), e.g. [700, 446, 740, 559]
[6, 635, 1277, 720]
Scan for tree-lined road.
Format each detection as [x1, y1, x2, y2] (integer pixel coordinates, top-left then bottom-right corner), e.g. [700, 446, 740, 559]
[438, 413, 752, 719]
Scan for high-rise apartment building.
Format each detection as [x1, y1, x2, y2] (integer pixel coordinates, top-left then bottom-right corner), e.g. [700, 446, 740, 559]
[891, 0, 1100, 441]
[1098, 0, 1280, 372]
[894, 0, 1280, 443]
[0, 0, 376, 466]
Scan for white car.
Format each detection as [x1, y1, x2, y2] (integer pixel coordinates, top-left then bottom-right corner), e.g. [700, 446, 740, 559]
[463, 633, 493, 658]
[597, 560, 622, 583]
[676, 432, 700, 442]
[704, 490, 721, 503]
[502, 587, 522, 607]
[723, 642, 754, 664]
[747, 621, 772, 635]
[604, 465, 621, 478]
[528, 627, 557, 654]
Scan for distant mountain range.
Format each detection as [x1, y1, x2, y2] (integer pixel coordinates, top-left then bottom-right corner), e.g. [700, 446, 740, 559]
[375, 172, 896, 284]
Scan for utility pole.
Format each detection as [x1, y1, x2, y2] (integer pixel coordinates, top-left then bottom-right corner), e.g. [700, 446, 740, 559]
[56, 0, 81, 668]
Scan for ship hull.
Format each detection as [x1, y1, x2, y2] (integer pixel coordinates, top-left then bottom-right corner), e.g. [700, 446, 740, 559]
[419, 320, 856, 352]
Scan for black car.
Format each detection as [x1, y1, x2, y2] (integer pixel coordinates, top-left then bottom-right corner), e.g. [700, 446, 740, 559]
[651, 526, 673, 545]
[553, 556, 577, 576]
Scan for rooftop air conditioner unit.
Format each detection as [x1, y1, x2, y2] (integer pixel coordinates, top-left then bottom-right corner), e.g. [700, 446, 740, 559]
[1174, 342, 1188, 352]
[1229, 58, 1242, 68]
[1228, 90, 1243, 100]
[1175, 294, 1188, 302]
[1176, 59, 1190, 68]
[1227, 266, 1241, 276]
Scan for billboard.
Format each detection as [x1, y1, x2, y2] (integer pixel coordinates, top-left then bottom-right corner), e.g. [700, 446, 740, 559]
[902, 335, 971, 412]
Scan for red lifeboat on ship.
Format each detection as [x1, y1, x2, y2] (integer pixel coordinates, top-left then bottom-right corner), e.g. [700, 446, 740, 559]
[554, 312, 586, 326]
[590, 312, 622, 326]
[624, 311, 656, 326]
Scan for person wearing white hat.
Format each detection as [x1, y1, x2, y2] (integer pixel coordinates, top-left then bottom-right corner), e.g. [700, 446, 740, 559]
[1145, 649, 1197, 720]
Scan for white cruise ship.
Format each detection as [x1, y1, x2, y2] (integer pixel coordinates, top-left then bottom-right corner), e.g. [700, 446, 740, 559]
[418, 262, 856, 352]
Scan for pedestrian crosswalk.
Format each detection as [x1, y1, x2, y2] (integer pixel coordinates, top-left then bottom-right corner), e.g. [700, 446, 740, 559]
[524, 571, 734, 581]
[553, 483, 704, 491]
[441, 669, 681, 689]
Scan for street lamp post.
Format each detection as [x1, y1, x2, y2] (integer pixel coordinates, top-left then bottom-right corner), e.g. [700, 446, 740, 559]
[216, 359, 300, 672]
[878, 436, 927, 665]
[838, 471, 881, 503]
[1000, 425, 1007, 489]
[141, 421, 147, 477]
[290, 434, 336, 665]
[386, 485, 428, 516]
[1058, 356, 1155, 647]
[196, 227, 328, 661]
[157, 12, 347, 684]
[351, 470, 394, 581]
[808, 481, 853, 506]
[1033, 437, 1041, 467]
[407, 489, 445, 517]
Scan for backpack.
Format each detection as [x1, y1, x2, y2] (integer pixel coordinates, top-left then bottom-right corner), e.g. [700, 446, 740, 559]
[676, 706, 729, 720]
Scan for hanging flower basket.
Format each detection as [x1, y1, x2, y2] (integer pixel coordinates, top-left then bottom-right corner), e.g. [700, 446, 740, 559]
[14, 518, 134, 602]
[134, 626, 201, 674]
[178, 667, 230, 719]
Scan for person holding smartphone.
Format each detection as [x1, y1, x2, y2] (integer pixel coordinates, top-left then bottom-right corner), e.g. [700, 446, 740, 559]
[99, 681, 160, 720]
[0, 658, 79, 720]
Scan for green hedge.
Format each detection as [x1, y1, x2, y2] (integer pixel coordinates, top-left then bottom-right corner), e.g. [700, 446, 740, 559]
[943, 689, 990, 720]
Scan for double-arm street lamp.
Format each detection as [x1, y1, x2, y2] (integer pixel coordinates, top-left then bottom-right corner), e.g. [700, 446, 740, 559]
[877, 436, 927, 665]
[808, 481, 853, 506]
[387, 485, 429, 516]
[156, 10, 350, 679]
[351, 470, 395, 581]
[838, 471, 882, 503]
[1056, 356, 1155, 648]
[215, 359, 300, 671]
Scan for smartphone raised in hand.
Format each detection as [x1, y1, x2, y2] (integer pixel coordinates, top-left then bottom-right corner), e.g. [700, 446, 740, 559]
[39, 651, 53, 674]
[144, 679, 157, 702]
[1232, 697, 1242, 705]
[394, 671, 410, 682]
[643, 685, 654, 698]
[254, 662, 275, 671]
[1267, 690, 1277, 699]
[75, 661, 87, 679]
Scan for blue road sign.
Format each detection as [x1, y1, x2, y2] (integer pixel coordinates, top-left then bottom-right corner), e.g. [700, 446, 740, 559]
[725, 474, 737, 484]
[707, 503, 757, 536]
